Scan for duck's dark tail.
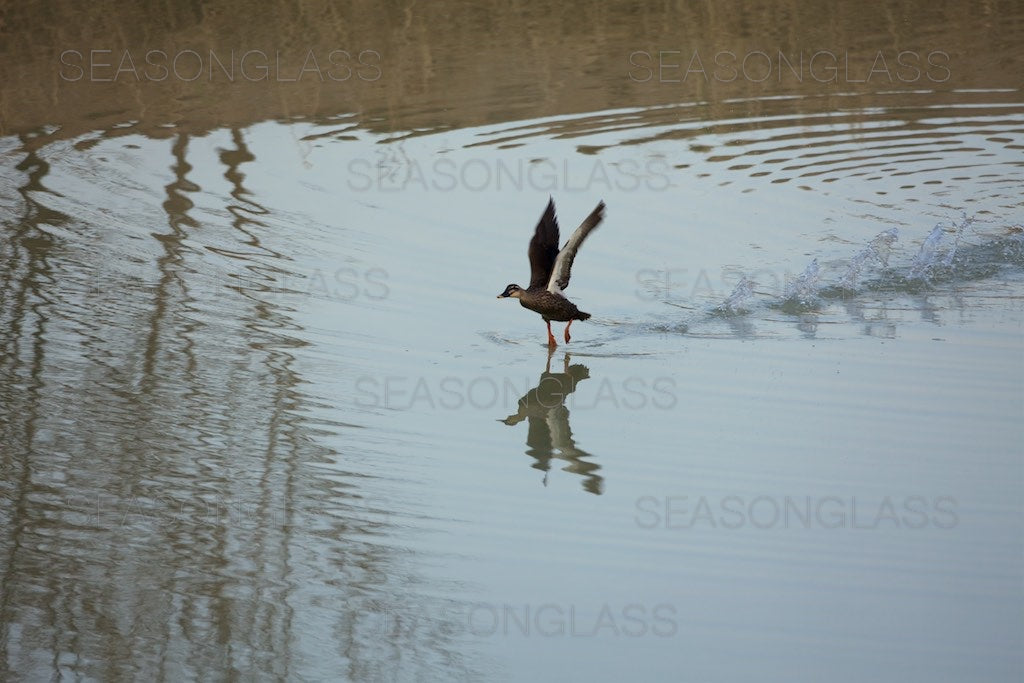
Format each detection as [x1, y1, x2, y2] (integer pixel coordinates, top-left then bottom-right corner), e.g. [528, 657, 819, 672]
[576, 311, 591, 321]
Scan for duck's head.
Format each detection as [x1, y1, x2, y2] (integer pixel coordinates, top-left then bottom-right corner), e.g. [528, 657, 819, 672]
[497, 283, 522, 299]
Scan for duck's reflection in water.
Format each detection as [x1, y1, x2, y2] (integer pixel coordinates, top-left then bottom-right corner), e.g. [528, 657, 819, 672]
[500, 351, 603, 495]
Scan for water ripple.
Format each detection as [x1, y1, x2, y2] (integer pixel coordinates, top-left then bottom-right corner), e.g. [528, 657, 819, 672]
[463, 90, 1024, 197]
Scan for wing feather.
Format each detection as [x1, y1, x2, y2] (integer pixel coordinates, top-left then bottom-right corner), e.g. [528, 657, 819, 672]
[528, 198, 560, 290]
[547, 201, 605, 293]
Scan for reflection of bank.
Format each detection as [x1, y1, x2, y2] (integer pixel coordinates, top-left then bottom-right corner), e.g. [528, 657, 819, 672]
[500, 352, 603, 495]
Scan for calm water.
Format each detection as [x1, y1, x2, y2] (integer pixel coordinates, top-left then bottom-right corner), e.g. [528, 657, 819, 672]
[2, 2, 1023, 681]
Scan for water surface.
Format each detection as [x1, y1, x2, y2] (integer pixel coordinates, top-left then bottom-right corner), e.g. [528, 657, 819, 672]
[1, 2, 1022, 681]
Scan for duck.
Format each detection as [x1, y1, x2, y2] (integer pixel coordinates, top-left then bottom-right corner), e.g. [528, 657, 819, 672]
[497, 198, 606, 346]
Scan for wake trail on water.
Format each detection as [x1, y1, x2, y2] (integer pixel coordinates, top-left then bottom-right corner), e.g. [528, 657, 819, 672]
[708, 214, 1024, 319]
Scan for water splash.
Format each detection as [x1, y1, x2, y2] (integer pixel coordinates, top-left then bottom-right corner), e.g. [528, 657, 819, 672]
[715, 277, 755, 314]
[908, 215, 976, 282]
[909, 224, 945, 281]
[693, 213, 1017, 328]
[838, 228, 899, 291]
[782, 258, 821, 307]
[942, 214, 974, 267]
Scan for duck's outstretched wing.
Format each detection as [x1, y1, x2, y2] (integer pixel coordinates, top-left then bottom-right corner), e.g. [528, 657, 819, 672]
[528, 198, 560, 290]
[547, 201, 605, 293]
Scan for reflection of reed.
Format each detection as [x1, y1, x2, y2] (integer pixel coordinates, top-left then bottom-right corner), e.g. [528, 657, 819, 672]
[501, 351, 604, 495]
[0, 132, 472, 680]
[0, 141, 64, 683]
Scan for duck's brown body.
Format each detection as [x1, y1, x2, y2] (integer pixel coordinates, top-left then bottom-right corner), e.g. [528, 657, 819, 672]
[516, 288, 590, 323]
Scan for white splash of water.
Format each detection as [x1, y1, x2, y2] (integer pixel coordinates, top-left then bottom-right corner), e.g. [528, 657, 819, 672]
[839, 228, 899, 290]
[718, 276, 755, 313]
[783, 258, 820, 304]
[942, 214, 974, 267]
[908, 215, 976, 281]
[909, 224, 945, 281]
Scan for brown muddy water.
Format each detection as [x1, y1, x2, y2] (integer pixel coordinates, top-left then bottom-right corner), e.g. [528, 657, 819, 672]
[1, 2, 1023, 681]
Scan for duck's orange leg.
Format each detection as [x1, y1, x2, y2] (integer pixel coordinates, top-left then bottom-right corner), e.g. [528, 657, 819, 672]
[546, 320, 558, 347]
[564, 320, 573, 343]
